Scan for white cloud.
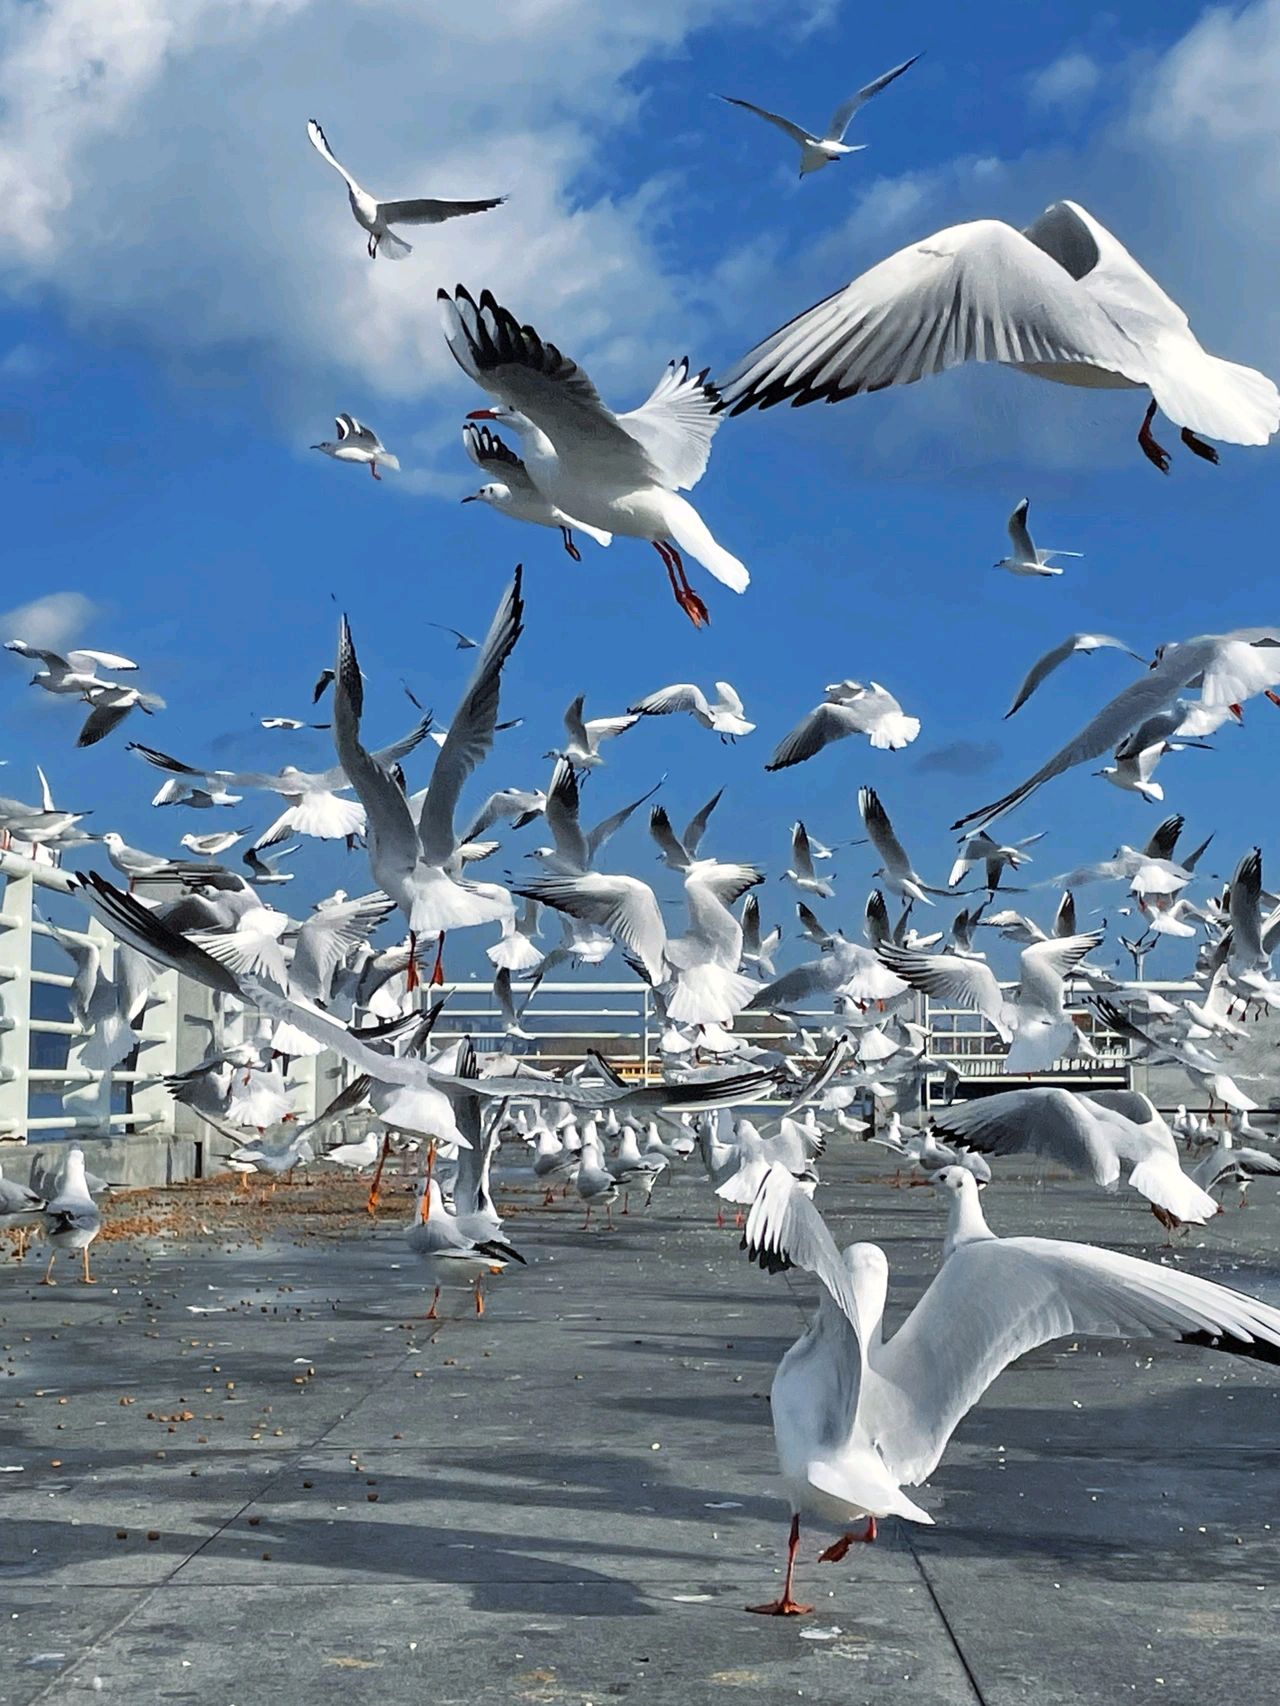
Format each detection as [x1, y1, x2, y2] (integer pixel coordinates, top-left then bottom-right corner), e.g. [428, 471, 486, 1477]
[0, 591, 100, 654]
[1028, 51, 1101, 109]
[0, 0, 780, 433]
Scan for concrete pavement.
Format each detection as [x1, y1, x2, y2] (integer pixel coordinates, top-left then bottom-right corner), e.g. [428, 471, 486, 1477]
[1, 1153, 1277, 1705]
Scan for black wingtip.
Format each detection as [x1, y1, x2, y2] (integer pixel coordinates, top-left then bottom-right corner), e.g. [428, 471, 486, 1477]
[741, 1233, 794, 1276]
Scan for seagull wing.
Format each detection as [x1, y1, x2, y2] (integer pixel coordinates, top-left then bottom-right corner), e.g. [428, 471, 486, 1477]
[616, 358, 721, 491]
[719, 218, 1149, 414]
[586, 776, 663, 862]
[952, 647, 1207, 831]
[743, 1163, 863, 1332]
[77, 699, 134, 748]
[418, 569, 524, 865]
[380, 194, 505, 226]
[543, 759, 590, 872]
[877, 944, 1009, 1037]
[1017, 929, 1105, 1013]
[1005, 498, 1035, 560]
[871, 1232, 1280, 1488]
[628, 682, 710, 720]
[1006, 633, 1128, 719]
[717, 94, 814, 148]
[516, 873, 667, 984]
[648, 805, 691, 869]
[932, 1087, 1119, 1185]
[66, 648, 138, 673]
[291, 892, 396, 1002]
[858, 786, 910, 876]
[462, 422, 531, 487]
[440, 287, 662, 488]
[681, 787, 723, 857]
[766, 701, 863, 769]
[306, 119, 359, 191]
[825, 52, 922, 140]
[791, 821, 818, 880]
[331, 617, 422, 884]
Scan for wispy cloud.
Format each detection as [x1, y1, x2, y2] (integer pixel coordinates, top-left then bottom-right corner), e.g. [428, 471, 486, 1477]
[1028, 51, 1101, 109]
[913, 739, 1000, 777]
[0, 590, 100, 654]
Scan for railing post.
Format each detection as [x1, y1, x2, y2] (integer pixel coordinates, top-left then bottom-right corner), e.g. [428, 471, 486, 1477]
[0, 869, 33, 1142]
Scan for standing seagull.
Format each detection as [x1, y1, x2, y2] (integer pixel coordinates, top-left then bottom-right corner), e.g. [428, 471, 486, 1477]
[718, 55, 921, 178]
[306, 119, 505, 259]
[441, 287, 745, 627]
[311, 415, 400, 480]
[41, 1147, 101, 1285]
[719, 199, 1280, 469]
[995, 499, 1081, 577]
[740, 1163, 1280, 1616]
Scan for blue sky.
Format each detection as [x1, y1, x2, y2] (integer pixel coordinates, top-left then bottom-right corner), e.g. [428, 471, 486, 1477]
[2, 0, 1278, 982]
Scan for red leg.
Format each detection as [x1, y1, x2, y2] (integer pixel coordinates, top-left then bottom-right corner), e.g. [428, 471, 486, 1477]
[370, 461, 381, 481]
[652, 540, 709, 629]
[366, 1132, 391, 1215]
[715, 1206, 725, 1229]
[406, 930, 419, 993]
[1266, 691, 1280, 708]
[1180, 427, 1219, 465]
[818, 1516, 878, 1562]
[747, 1514, 813, 1616]
[430, 933, 446, 987]
[560, 527, 582, 562]
[1138, 399, 1171, 474]
[425, 1286, 440, 1320]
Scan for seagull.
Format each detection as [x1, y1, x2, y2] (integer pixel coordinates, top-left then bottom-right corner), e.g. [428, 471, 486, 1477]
[740, 1162, 1280, 1616]
[460, 422, 611, 562]
[180, 828, 250, 858]
[260, 717, 329, 731]
[427, 620, 479, 650]
[332, 575, 522, 982]
[407, 1158, 520, 1316]
[320, 1131, 382, 1174]
[948, 829, 1043, 892]
[1005, 633, 1143, 719]
[1095, 741, 1169, 803]
[306, 118, 504, 259]
[995, 498, 1081, 577]
[128, 715, 434, 846]
[719, 199, 1280, 468]
[5, 640, 138, 693]
[784, 822, 834, 900]
[767, 680, 919, 769]
[740, 893, 782, 978]
[879, 929, 1105, 1073]
[953, 628, 1280, 830]
[75, 683, 165, 748]
[311, 414, 399, 480]
[858, 786, 951, 905]
[628, 680, 754, 740]
[546, 696, 638, 773]
[441, 287, 745, 627]
[0, 1164, 45, 1259]
[40, 1147, 101, 1285]
[932, 1087, 1220, 1229]
[100, 832, 175, 886]
[717, 55, 921, 177]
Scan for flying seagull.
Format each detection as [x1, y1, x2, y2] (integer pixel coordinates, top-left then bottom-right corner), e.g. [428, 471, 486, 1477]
[311, 415, 399, 480]
[718, 55, 921, 178]
[307, 119, 505, 259]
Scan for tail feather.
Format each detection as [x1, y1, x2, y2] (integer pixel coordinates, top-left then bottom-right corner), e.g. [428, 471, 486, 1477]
[665, 497, 749, 593]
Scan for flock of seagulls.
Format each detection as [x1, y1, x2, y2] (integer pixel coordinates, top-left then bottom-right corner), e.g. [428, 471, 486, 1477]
[4, 57, 1280, 1630]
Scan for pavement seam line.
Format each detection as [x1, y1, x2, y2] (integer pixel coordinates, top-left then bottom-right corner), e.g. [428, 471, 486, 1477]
[902, 1530, 988, 1705]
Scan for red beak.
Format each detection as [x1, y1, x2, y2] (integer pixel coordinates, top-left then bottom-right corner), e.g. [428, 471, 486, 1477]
[467, 408, 498, 420]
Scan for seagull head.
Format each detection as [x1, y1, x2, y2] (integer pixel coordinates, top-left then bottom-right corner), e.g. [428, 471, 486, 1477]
[461, 482, 509, 510]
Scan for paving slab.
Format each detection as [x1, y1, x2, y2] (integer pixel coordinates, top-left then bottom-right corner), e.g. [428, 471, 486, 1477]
[0, 1152, 1277, 1705]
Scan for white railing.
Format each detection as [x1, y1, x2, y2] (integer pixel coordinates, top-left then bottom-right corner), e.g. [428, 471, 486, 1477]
[0, 846, 1138, 1153]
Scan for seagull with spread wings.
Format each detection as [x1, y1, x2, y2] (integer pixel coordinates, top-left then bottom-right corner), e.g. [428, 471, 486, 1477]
[311, 414, 399, 479]
[307, 118, 504, 259]
[739, 1163, 1280, 1615]
[719, 199, 1280, 469]
[717, 54, 920, 178]
[767, 680, 919, 769]
[441, 287, 744, 627]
